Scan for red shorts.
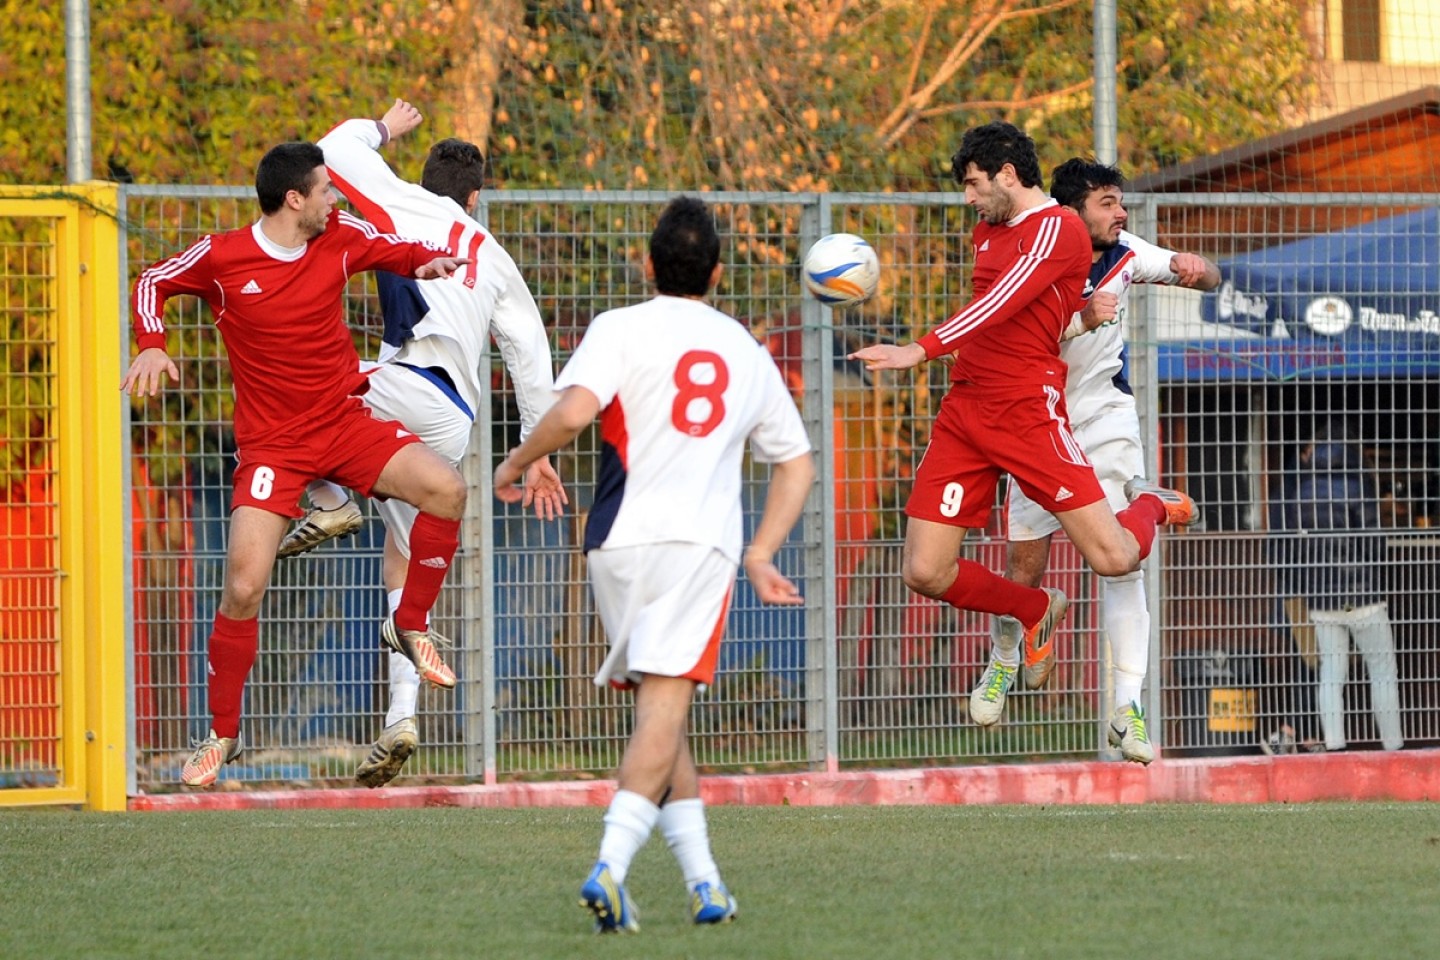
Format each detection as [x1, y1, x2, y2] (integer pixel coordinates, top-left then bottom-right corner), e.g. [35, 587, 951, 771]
[906, 383, 1104, 528]
[230, 396, 420, 517]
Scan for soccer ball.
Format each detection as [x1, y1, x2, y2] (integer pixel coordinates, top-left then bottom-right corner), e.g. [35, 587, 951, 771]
[801, 233, 880, 307]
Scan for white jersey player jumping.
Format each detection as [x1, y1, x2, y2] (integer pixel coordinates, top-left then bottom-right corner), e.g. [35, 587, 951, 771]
[494, 197, 814, 933]
[968, 158, 1220, 763]
[286, 99, 566, 787]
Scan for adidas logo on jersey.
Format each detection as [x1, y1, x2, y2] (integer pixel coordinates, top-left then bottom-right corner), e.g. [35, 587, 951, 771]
[1054, 486, 1074, 502]
[419, 557, 448, 570]
[241, 279, 263, 294]
[977, 239, 991, 252]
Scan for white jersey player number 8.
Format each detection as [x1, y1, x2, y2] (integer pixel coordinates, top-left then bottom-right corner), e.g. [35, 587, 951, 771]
[671, 350, 729, 437]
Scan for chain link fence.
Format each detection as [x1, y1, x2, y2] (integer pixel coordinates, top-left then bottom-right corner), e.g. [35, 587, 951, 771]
[121, 187, 1439, 790]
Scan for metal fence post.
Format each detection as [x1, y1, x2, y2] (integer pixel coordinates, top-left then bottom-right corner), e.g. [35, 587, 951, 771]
[798, 195, 840, 772]
[1128, 193, 1166, 750]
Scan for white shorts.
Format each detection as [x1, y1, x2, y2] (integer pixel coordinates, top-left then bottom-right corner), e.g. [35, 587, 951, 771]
[361, 361, 474, 558]
[587, 542, 736, 690]
[1006, 405, 1144, 541]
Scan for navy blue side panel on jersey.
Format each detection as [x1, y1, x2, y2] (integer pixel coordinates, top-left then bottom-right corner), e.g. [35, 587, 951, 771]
[1085, 245, 1135, 396]
[1114, 346, 1133, 395]
[376, 271, 430, 349]
[585, 444, 626, 552]
[585, 402, 629, 553]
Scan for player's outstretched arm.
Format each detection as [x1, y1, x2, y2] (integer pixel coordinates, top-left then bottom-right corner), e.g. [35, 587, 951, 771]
[847, 341, 927, 372]
[743, 452, 816, 606]
[120, 347, 179, 397]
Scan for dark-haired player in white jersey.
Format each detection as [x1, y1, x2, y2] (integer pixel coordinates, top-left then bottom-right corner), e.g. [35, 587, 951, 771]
[494, 197, 815, 933]
[282, 99, 565, 787]
[972, 158, 1219, 761]
[123, 141, 472, 787]
[849, 122, 1195, 720]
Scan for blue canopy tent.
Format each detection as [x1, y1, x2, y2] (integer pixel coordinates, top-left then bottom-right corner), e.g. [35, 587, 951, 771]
[1158, 208, 1440, 382]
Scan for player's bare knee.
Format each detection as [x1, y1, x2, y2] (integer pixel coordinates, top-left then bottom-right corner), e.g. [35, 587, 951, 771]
[900, 561, 949, 599]
[220, 579, 267, 619]
[412, 465, 466, 519]
[1088, 546, 1139, 578]
[433, 468, 467, 518]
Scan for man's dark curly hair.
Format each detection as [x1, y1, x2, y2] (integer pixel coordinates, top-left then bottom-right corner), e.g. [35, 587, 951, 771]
[422, 138, 486, 209]
[951, 121, 1042, 188]
[1050, 158, 1126, 211]
[650, 196, 720, 297]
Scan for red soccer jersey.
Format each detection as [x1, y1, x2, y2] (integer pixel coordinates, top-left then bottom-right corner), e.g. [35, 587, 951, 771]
[132, 210, 446, 446]
[918, 200, 1091, 396]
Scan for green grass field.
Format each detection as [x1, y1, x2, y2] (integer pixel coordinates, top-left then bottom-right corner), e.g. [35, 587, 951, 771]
[2, 803, 1437, 959]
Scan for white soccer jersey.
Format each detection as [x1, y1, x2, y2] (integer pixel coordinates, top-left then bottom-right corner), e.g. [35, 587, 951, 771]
[1060, 230, 1179, 426]
[557, 295, 812, 562]
[318, 119, 554, 436]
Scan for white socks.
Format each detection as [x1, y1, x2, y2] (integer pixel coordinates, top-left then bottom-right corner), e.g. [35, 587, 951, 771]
[991, 615, 1023, 667]
[1102, 574, 1149, 707]
[658, 798, 721, 892]
[383, 588, 420, 727]
[305, 479, 350, 511]
[598, 790, 661, 883]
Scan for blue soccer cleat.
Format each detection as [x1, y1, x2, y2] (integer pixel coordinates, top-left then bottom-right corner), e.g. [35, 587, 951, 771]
[580, 863, 639, 933]
[690, 881, 738, 924]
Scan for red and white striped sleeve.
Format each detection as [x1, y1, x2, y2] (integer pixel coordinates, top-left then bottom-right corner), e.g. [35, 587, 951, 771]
[333, 210, 449, 279]
[132, 235, 216, 352]
[918, 213, 1068, 359]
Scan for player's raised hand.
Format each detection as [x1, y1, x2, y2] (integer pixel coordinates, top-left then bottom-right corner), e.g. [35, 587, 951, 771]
[380, 98, 423, 141]
[415, 256, 472, 280]
[522, 456, 568, 520]
[120, 347, 179, 397]
[847, 342, 927, 371]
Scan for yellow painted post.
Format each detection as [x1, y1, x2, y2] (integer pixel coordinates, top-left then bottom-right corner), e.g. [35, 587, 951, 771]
[0, 191, 84, 807]
[75, 183, 128, 811]
[0, 184, 129, 810]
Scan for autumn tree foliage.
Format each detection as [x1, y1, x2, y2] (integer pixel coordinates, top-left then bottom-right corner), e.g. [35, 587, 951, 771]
[3, 0, 1314, 190]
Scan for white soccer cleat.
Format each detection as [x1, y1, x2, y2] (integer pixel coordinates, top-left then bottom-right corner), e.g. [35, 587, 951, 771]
[181, 729, 243, 787]
[969, 658, 1019, 727]
[1107, 700, 1155, 765]
[276, 499, 365, 559]
[356, 717, 419, 788]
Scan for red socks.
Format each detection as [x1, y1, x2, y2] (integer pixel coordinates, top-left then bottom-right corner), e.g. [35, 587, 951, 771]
[940, 559, 1049, 626]
[1116, 495, 1166, 561]
[394, 512, 460, 632]
[207, 612, 259, 739]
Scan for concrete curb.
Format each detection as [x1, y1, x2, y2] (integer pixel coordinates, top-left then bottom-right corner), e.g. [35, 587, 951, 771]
[129, 748, 1440, 811]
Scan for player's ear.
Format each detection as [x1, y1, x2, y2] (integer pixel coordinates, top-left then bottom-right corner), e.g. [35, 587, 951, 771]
[466, 189, 480, 214]
[708, 262, 723, 291]
[643, 254, 656, 282]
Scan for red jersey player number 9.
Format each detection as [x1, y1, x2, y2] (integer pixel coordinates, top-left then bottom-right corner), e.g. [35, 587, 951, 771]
[670, 350, 729, 438]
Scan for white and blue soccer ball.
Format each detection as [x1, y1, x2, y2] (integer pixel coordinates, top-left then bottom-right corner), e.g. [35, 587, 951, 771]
[801, 233, 880, 307]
